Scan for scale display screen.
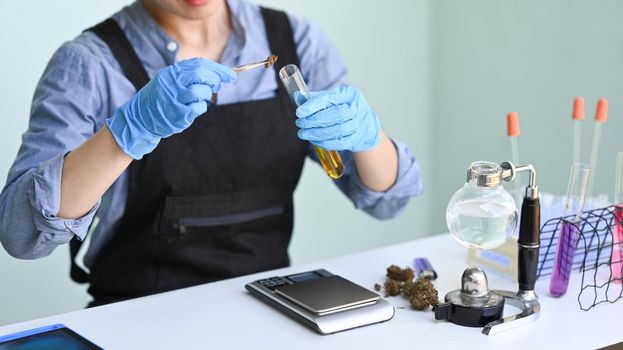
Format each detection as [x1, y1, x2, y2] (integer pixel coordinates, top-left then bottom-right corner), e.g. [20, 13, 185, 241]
[286, 271, 324, 283]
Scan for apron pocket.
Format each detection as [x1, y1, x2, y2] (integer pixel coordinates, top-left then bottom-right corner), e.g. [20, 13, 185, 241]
[155, 192, 293, 286]
[158, 191, 290, 236]
[175, 206, 284, 234]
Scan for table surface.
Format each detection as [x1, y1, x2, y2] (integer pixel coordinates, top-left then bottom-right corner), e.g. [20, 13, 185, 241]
[1, 234, 621, 349]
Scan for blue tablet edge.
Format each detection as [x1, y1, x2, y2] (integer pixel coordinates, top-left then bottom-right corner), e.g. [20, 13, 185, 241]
[0, 323, 66, 343]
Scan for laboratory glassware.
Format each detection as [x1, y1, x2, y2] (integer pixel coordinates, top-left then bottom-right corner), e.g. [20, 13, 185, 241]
[572, 97, 585, 164]
[549, 163, 591, 297]
[446, 161, 519, 250]
[279, 64, 345, 179]
[587, 98, 608, 195]
[613, 152, 623, 283]
[506, 112, 523, 236]
[507, 112, 520, 169]
[437, 161, 541, 335]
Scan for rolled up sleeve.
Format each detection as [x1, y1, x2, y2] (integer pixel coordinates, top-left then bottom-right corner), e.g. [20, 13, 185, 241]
[336, 139, 423, 219]
[30, 155, 100, 255]
[0, 40, 103, 259]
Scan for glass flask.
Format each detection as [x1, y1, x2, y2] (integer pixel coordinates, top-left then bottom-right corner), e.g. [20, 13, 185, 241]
[446, 161, 519, 250]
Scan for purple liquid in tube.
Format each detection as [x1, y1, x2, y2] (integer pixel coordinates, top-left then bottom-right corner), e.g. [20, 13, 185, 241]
[613, 204, 623, 283]
[549, 220, 580, 297]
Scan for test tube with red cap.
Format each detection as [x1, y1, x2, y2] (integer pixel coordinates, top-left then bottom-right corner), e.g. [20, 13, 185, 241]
[588, 98, 608, 195]
[507, 112, 520, 166]
[572, 97, 585, 164]
[507, 112, 522, 193]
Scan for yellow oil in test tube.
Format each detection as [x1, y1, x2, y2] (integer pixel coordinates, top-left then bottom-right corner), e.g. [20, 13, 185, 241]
[313, 145, 345, 179]
[279, 64, 345, 179]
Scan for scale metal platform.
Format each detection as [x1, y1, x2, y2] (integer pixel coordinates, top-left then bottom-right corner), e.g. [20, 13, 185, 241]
[245, 269, 395, 334]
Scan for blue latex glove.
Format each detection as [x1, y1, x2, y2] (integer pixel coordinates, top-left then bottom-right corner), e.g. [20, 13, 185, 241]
[295, 86, 381, 152]
[107, 58, 237, 159]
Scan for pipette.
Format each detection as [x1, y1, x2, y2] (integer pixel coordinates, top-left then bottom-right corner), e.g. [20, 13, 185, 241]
[572, 97, 585, 164]
[587, 98, 608, 195]
[506, 112, 522, 236]
[507, 112, 520, 186]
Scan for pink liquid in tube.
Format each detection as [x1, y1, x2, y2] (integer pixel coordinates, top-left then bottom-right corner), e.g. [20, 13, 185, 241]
[612, 204, 623, 283]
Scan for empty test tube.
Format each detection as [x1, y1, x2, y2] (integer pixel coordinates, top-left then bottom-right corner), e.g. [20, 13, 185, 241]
[279, 64, 345, 179]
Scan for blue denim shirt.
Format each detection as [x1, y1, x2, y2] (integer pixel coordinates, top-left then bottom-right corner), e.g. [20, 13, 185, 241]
[0, 0, 423, 265]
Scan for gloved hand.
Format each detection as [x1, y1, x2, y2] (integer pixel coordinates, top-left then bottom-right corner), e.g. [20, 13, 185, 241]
[295, 86, 381, 152]
[107, 58, 237, 159]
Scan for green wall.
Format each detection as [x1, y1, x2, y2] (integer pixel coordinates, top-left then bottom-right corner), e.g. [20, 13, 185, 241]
[431, 0, 623, 233]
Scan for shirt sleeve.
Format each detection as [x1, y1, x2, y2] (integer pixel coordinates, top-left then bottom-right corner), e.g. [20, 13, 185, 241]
[289, 15, 424, 219]
[0, 40, 103, 259]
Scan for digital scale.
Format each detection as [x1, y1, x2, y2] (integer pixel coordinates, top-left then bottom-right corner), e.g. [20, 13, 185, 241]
[245, 269, 395, 334]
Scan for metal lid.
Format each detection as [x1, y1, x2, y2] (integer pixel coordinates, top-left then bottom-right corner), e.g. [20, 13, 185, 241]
[466, 161, 504, 187]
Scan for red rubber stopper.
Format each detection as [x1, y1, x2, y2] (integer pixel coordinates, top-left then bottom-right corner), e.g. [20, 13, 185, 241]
[595, 98, 608, 122]
[507, 112, 520, 137]
[572, 97, 585, 121]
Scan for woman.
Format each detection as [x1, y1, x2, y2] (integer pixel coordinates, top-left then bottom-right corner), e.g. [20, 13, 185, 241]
[0, 0, 422, 306]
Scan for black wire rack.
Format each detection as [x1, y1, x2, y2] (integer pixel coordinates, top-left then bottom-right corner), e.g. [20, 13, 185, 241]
[537, 205, 623, 310]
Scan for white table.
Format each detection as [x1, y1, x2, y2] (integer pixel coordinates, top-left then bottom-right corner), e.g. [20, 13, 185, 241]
[1, 234, 620, 349]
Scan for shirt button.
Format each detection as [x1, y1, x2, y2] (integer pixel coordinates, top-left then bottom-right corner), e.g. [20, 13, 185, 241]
[167, 41, 178, 52]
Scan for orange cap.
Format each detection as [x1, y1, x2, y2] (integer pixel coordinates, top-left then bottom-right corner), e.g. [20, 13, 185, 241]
[595, 98, 608, 122]
[507, 112, 520, 137]
[572, 97, 585, 120]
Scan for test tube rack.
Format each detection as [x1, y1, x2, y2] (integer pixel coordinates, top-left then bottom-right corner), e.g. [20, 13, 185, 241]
[537, 205, 623, 310]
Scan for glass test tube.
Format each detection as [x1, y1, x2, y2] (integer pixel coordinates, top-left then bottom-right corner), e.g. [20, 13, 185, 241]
[279, 64, 345, 179]
[612, 152, 623, 283]
[550, 162, 591, 297]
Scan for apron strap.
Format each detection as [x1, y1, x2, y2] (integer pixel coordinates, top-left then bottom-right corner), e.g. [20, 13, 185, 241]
[86, 18, 150, 90]
[69, 236, 89, 283]
[260, 7, 301, 81]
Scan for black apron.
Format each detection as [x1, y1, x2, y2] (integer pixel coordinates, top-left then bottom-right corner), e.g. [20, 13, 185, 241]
[72, 8, 308, 307]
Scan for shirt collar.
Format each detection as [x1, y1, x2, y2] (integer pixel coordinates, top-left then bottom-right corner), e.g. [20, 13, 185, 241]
[126, 0, 247, 64]
[123, 1, 177, 64]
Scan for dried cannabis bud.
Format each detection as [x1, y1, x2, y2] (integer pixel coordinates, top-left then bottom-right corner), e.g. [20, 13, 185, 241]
[378, 264, 440, 311]
[386, 265, 415, 282]
[408, 278, 439, 310]
[384, 279, 402, 297]
[409, 293, 430, 310]
[402, 280, 417, 297]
